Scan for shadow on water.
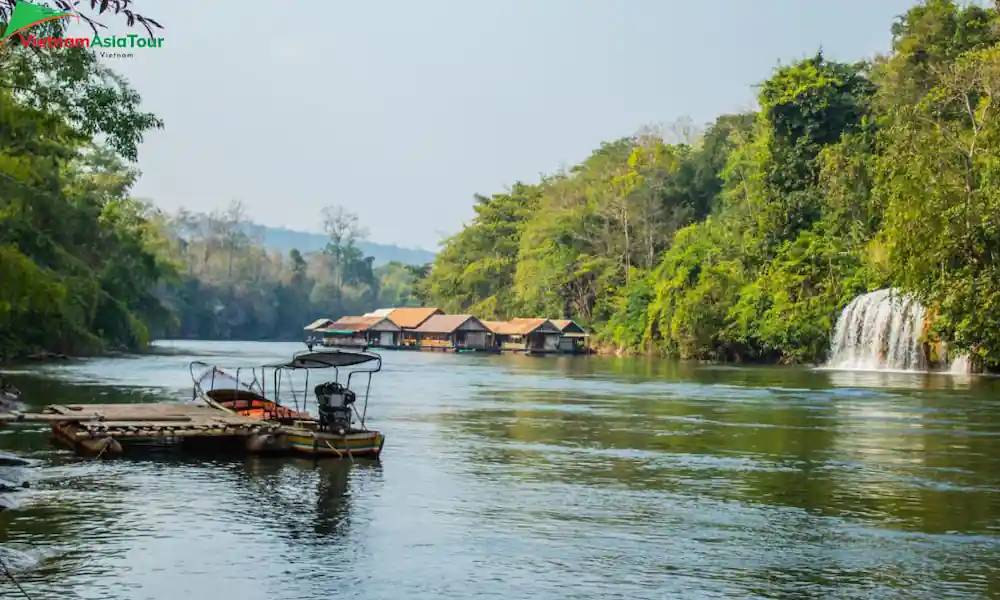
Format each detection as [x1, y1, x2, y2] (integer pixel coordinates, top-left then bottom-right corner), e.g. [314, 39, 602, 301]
[234, 456, 383, 541]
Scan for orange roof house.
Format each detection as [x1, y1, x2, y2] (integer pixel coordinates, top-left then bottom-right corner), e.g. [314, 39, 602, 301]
[493, 318, 560, 336]
[387, 307, 444, 330]
[319, 316, 393, 333]
[410, 314, 490, 350]
[482, 320, 508, 334]
[411, 314, 487, 334]
[485, 318, 561, 353]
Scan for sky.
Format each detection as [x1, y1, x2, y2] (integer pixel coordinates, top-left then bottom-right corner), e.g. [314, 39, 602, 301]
[73, 0, 936, 251]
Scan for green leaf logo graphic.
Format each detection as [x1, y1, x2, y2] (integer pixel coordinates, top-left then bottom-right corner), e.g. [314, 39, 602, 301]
[1, 1, 72, 43]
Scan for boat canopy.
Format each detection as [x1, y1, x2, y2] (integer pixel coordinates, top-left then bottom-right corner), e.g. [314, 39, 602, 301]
[265, 349, 379, 370]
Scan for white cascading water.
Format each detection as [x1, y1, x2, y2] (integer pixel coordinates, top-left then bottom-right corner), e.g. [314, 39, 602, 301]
[826, 288, 968, 372]
[948, 354, 970, 374]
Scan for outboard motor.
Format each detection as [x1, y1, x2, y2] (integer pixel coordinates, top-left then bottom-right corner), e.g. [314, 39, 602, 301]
[314, 381, 356, 435]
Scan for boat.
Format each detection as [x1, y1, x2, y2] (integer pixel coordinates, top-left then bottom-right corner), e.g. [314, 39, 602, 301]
[189, 361, 308, 420]
[188, 348, 386, 459]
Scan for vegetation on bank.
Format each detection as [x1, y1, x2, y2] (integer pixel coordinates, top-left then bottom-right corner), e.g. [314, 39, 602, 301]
[4, 0, 1000, 371]
[416, 0, 1000, 370]
[0, 11, 168, 360]
[155, 202, 427, 341]
[0, 9, 424, 359]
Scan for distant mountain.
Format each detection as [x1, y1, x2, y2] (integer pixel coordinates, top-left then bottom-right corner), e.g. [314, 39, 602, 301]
[245, 224, 436, 267]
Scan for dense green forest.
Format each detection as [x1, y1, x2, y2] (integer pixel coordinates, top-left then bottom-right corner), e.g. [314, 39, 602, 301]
[4, 0, 1000, 369]
[0, 7, 422, 359]
[417, 0, 1000, 370]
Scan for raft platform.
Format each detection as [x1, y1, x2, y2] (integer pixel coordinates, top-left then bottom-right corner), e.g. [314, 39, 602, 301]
[0, 403, 385, 459]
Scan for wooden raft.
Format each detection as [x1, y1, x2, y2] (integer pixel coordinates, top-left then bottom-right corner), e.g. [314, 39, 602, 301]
[0, 403, 282, 457]
[39, 403, 279, 439]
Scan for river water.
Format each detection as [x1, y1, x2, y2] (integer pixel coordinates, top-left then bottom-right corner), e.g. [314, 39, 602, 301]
[1, 340, 999, 599]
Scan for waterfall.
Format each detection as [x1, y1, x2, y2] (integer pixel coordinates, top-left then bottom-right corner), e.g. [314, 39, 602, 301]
[826, 288, 969, 373]
[948, 354, 970, 374]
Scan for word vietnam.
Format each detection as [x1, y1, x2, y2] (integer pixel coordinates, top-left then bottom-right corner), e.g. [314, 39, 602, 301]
[14, 33, 164, 49]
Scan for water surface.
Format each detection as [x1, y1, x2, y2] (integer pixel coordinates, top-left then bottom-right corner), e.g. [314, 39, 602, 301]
[1, 340, 999, 599]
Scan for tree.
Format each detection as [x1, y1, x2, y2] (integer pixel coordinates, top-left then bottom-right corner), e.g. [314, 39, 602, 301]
[0, 0, 162, 37]
[878, 44, 1000, 367]
[0, 18, 162, 161]
[321, 205, 368, 288]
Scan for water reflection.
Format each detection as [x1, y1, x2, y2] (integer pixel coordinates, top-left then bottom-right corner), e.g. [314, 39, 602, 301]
[1, 343, 999, 599]
[235, 457, 382, 541]
[822, 368, 980, 390]
[441, 372, 1000, 540]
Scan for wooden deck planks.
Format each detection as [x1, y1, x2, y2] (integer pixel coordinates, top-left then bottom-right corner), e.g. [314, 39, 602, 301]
[50, 403, 229, 417]
[30, 401, 385, 460]
[11, 403, 274, 438]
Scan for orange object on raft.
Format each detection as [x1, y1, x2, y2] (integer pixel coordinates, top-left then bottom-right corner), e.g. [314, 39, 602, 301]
[188, 349, 382, 428]
[213, 395, 310, 420]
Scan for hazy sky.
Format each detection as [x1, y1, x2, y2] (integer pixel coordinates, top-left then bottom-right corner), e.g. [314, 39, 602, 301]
[81, 0, 929, 250]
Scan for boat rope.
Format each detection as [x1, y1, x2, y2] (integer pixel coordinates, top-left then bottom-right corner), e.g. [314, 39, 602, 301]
[323, 439, 344, 458]
[0, 554, 32, 600]
[94, 437, 112, 460]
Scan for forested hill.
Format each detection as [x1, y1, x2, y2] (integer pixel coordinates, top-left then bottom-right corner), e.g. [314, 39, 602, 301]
[244, 224, 436, 267]
[415, 0, 1000, 371]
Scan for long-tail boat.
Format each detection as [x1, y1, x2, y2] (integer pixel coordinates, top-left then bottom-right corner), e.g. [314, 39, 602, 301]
[188, 348, 385, 458]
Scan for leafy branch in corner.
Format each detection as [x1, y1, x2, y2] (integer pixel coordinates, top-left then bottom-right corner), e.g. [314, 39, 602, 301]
[0, 0, 162, 37]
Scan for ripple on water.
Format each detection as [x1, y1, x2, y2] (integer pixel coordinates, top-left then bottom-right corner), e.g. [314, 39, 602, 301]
[1, 342, 1000, 600]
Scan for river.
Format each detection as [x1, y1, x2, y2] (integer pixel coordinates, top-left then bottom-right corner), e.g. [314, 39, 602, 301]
[0, 340, 999, 599]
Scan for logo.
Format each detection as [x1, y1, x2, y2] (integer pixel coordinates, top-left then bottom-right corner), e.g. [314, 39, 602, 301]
[0, 0, 163, 55]
[0, 0, 73, 47]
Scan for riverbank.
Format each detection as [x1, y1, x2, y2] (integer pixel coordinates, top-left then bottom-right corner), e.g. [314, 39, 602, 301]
[588, 336, 814, 366]
[411, 2, 1000, 374]
[0, 346, 145, 368]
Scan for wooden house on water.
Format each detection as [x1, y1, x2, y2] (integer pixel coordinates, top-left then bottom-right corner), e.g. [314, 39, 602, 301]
[314, 316, 402, 349]
[304, 318, 336, 347]
[485, 318, 562, 354]
[552, 319, 590, 354]
[410, 314, 491, 352]
[383, 307, 444, 348]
